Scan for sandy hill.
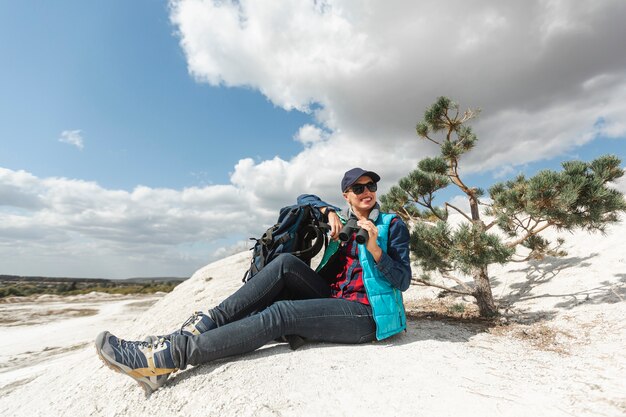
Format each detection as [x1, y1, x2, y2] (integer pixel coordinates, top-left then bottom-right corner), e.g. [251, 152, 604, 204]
[1, 220, 624, 417]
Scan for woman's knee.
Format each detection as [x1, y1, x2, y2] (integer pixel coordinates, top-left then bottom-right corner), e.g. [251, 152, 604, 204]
[273, 253, 304, 269]
[258, 300, 296, 333]
[265, 299, 294, 319]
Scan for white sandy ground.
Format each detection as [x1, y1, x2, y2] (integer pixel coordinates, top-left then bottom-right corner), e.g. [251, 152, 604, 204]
[0, 294, 162, 394]
[0, 220, 625, 417]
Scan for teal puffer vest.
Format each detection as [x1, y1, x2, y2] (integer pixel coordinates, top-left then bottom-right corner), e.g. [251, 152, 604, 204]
[317, 212, 407, 340]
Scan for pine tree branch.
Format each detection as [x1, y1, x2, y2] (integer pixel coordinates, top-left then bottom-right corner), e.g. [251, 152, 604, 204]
[427, 204, 447, 221]
[398, 206, 418, 223]
[447, 161, 475, 197]
[422, 134, 440, 146]
[530, 219, 543, 231]
[411, 278, 474, 296]
[445, 107, 454, 124]
[422, 195, 447, 222]
[506, 221, 554, 248]
[444, 202, 473, 222]
[441, 272, 474, 293]
[412, 199, 428, 209]
[444, 112, 460, 135]
[484, 220, 497, 231]
[424, 192, 435, 207]
[403, 190, 425, 208]
[525, 216, 533, 231]
[512, 213, 527, 232]
[405, 191, 448, 222]
[401, 207, 416, 221]
[411, 195, 430, 210]
[459, 109, 477, 124]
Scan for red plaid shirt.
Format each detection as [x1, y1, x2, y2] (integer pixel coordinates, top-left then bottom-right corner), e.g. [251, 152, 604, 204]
[328, 233, 370, 305]
[327, 217, 401, 305]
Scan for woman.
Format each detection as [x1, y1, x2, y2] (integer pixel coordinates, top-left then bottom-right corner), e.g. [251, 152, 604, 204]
[95, 167, 411, 394]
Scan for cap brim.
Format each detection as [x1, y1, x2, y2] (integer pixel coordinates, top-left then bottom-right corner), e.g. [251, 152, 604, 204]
[361, 171, 380, 183]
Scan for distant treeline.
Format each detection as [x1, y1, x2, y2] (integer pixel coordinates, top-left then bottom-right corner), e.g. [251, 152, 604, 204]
[0, 275, 187, 298]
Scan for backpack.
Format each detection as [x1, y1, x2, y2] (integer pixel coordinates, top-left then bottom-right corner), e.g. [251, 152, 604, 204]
[242, 204, 330, 283]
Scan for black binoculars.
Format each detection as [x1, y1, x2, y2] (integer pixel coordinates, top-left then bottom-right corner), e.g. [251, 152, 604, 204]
[338, 218, 369, 244]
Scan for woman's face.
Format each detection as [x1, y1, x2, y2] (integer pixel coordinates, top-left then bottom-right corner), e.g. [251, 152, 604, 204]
[343, 175, 377, 212]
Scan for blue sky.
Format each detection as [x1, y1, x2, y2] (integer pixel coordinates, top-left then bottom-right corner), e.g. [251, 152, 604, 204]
[0, 0, 310, 190]
[1, 1, 625, 278]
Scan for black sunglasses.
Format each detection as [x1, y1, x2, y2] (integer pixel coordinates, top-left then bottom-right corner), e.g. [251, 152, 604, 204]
[349, 182, 377, 195]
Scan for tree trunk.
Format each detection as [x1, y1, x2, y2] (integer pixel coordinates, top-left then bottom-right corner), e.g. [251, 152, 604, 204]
[467, 195, 498, 316]
[473, 266, 498, 317]
[469, 195, 480, 221]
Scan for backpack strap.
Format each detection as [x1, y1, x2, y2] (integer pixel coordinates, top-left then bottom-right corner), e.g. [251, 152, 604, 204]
[291, 222, 329, 261]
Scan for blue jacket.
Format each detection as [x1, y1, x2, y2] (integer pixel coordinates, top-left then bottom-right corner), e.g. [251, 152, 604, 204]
[297, 194, 412, 339]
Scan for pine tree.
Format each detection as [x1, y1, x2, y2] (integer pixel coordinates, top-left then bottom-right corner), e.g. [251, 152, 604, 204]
[381, 97, 626, 317]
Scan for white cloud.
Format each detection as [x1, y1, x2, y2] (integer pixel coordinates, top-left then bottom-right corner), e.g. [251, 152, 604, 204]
[0, 167, 266, 277]
[446, 195, 473, 218]
[59, 130, 84, 150]
[170, 0, 626, 180]
[492, 165, 517, 180]
[294, 124, 329, 146]
[208, 240, 253, 263]
[166, 0, 625, 275]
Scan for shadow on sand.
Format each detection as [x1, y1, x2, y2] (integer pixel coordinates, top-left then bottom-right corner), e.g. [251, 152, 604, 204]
[495, 253, 625, 318]
[402, 252, 624, 331]
[162, 315, 489, 392]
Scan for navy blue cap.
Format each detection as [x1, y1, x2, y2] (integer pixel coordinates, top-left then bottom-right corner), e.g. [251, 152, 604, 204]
[341, 168, 381, 192]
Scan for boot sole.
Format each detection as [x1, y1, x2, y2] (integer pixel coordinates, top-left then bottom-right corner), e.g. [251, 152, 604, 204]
[95, 331, 163, 396]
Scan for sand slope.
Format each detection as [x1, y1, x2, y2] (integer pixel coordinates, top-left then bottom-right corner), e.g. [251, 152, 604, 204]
[1, 221, 624, 417]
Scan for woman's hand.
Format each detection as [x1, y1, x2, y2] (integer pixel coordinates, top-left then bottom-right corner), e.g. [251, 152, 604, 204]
[357, 219, 382, 262]
[327, 211, 342, 241]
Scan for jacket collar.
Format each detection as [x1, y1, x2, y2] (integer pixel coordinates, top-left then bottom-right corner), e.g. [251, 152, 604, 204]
[348, 203, 380, 222]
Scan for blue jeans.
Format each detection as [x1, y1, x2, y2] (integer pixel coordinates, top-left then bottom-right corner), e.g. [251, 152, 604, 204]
[170, 254, 377, 369]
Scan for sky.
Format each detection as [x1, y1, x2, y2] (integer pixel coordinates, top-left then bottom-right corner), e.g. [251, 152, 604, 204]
[1, 0, 625, 278]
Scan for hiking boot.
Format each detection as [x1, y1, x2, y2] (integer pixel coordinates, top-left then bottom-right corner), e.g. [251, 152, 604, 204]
[144, 311, 217, 344]
[95, 331, 177, 395]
